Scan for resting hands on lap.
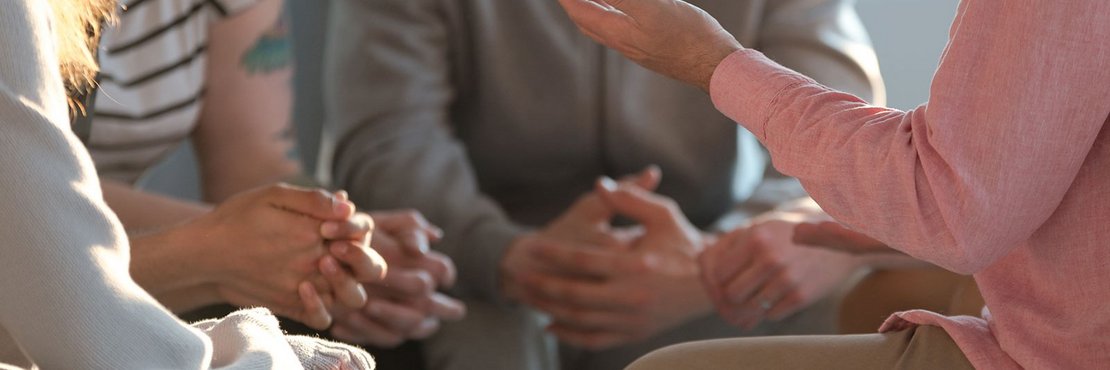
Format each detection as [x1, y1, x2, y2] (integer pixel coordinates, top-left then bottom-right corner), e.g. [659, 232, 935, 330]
[137, 184, 387, 330]
[502, 169, 715, 350]
[326, 211, 467, 347]
[699, 209, 866, 330]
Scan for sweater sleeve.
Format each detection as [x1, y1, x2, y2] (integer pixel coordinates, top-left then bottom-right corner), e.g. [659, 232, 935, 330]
[708, 0, 1110, 274]
[0, 1, 371, 369]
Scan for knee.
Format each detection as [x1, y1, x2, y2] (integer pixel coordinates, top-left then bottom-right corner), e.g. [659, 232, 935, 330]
[625, 342, 709, 370]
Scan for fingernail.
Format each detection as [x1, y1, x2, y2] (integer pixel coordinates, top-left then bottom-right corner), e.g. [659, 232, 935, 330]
[331, 242, 349, 256]
[322, 257, 339, 274]
[598, 176, 618, 192]
[322, 222, 339, 236]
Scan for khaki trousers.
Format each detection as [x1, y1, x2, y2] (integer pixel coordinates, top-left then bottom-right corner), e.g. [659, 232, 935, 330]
[626, 326, 972, 370]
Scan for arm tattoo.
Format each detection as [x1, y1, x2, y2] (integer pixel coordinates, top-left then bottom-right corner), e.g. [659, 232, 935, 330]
[276, 125, 301, 162]
[241, 16, 292, 74]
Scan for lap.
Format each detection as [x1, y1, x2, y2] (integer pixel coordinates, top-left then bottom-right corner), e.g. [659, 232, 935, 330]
[627, 325, 972, 370]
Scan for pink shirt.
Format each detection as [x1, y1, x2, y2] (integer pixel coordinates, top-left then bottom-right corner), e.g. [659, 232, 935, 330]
[709, 0, 1110, 368]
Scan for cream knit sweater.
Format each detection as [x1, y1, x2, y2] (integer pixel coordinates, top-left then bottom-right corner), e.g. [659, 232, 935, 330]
[0, 1, 373, 369]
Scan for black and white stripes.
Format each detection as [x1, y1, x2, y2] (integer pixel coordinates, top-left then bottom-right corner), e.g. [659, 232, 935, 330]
[87, 0, 257, 183]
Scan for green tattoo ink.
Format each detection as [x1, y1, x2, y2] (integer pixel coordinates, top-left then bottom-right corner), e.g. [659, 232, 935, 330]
[242, 18, 292, 74]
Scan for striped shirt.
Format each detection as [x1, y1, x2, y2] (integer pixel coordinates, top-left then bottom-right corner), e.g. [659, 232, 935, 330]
[89, 0, 258, 183]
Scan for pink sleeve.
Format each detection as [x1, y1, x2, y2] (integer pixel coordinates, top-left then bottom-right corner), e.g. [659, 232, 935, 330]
[709, 0, 1110, 274]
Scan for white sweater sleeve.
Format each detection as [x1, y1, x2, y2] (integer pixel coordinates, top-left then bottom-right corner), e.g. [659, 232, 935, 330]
[0, 2, 372, 369]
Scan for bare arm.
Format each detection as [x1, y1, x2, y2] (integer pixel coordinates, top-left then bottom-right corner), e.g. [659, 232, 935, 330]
[194, 0, 300, 203]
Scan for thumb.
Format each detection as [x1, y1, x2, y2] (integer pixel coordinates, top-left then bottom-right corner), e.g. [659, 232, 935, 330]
[560, 166, 664, 225]
[595, 177, 682, 230]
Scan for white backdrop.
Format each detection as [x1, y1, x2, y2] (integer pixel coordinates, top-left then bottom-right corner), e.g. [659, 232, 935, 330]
[141, 0, 961, 199]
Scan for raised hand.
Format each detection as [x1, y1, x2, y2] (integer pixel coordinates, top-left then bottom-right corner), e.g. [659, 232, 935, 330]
[699, 211, 865, 330]
[555, 0, 742, 91]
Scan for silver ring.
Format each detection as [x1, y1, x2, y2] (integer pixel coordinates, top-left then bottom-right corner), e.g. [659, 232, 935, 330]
[759, 300, 773, 311]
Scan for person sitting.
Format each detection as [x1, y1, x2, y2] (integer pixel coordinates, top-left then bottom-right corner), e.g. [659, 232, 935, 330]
[558, 0, 1110, 368]
[85, 0, 465, 342]
[0, 0, 373, 367]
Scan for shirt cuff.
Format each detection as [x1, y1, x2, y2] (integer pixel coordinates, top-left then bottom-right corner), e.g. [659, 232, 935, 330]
[709, 49, 817, 146]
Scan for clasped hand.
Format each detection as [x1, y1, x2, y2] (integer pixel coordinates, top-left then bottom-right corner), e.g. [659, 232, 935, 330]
[177, 184, 385, 330]
[501, 168, 712, 350]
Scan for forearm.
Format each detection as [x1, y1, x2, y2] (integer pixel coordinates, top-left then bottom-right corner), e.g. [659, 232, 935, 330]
[101, 179, 212, 234]
[130, 229, 223, 312]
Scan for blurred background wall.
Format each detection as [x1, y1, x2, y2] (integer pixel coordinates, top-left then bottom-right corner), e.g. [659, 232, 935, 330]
[139, 0, 960, 200]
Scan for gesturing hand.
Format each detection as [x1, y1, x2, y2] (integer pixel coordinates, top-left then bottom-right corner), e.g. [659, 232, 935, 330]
[556, 0, 742, 91]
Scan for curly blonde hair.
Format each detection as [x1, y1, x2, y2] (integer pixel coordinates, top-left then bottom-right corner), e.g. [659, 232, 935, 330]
[46, 0, 117, 110]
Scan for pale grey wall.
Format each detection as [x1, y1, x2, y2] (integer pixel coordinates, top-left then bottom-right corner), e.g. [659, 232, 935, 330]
[856, 0, 959, 110]
[140, 0, 961, 199]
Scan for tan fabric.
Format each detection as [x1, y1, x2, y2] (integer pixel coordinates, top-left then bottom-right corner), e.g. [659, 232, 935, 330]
[627, 326, 972, 370]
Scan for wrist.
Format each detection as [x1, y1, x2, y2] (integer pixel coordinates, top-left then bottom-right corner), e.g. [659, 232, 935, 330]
[132, 221, 222, 294]
[497, 232, 538, 303]
[696, 40, 742, 93]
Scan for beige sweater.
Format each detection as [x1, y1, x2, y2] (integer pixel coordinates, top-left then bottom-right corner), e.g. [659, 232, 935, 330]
[0, 1, 373, 369]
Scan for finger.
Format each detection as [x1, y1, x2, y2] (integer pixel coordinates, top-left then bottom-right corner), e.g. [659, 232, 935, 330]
[331, 314, 405, 348]
[361, 299, 428, 335]
[421, 251, 458, 288]
[733, 270, 795, 329]
[518, 271, 649, 311]
[373, 268, 435, 298]
[707, 229, 757, 284]
[793, 221, 893, 254]
[531, 295, 644, 333]
[321, 213, 374, 241]
[407, 318, 442, 340]
[595, 178, 685, 229]
[628, 165, 662, 191]
[546, 324, 634, 351]
[557, 0, 626, 27]
[722, 258, 780, 306]
[297, 282, 333, 330]
[330, 240, 388, 282]
[766, 290, 806, 322]
[263, 184, 353, 221]
[428, 293, 467, 321]
[397, 228, 431, 257]
[697, 243, 727, 307]
[320, 255, 369, 309]
[531, 240, 653, 279]
[374, 211, 440, 256]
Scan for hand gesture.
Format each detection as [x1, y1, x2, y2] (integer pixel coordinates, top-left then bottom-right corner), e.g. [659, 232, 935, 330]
[556, 0, 742, 91]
